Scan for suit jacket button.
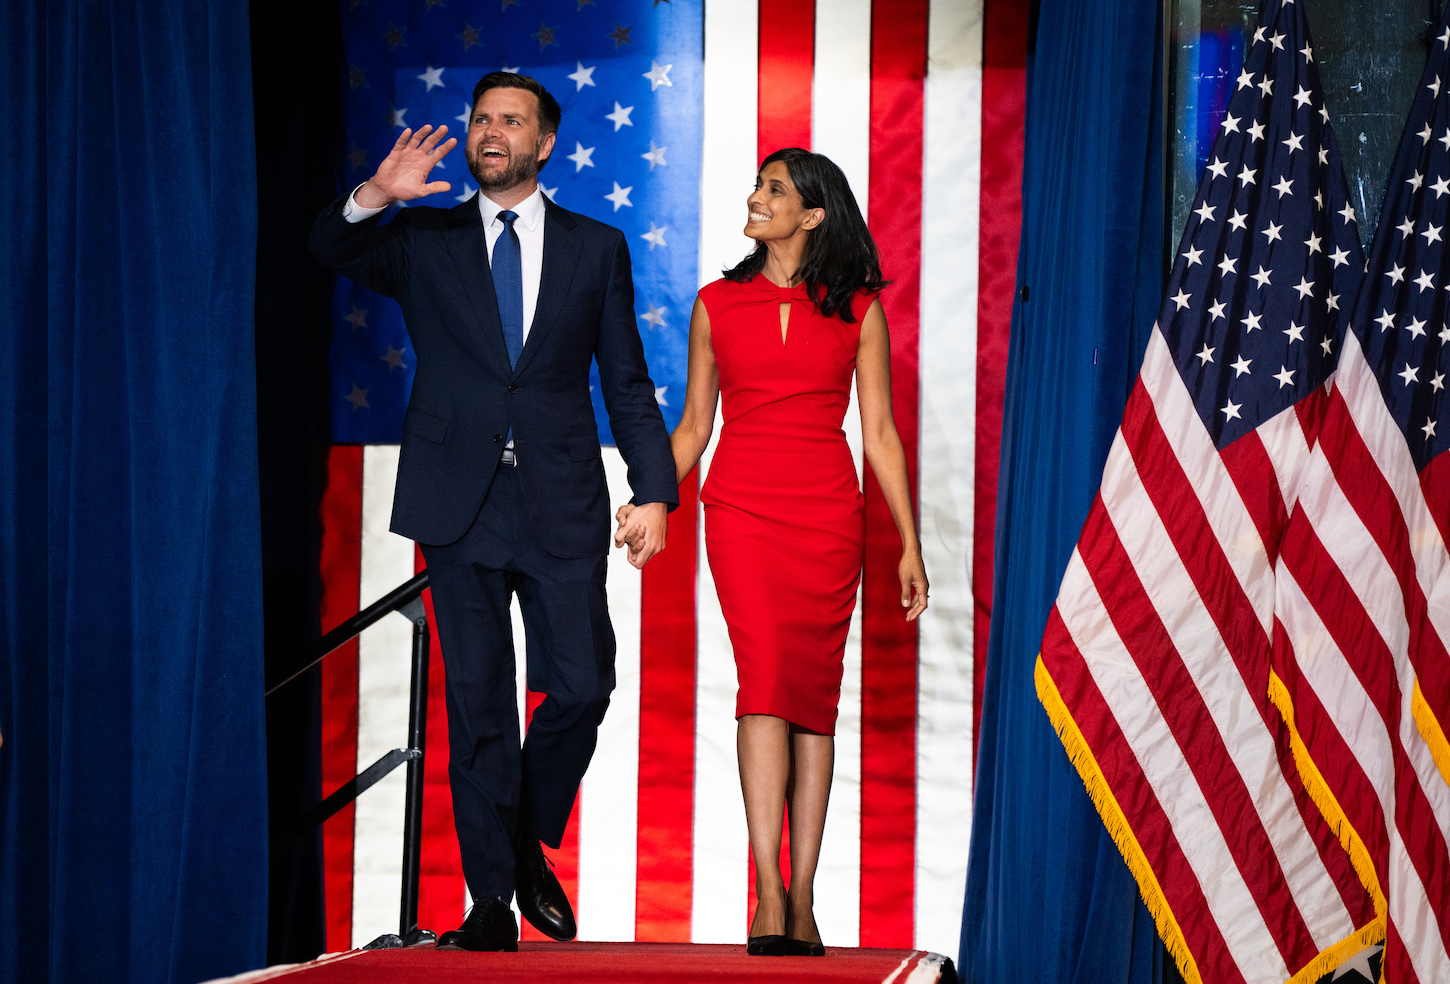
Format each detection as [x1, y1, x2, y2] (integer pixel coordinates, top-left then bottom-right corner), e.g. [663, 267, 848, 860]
[508, 384, 519, 393]
[493, 434, 503, 442]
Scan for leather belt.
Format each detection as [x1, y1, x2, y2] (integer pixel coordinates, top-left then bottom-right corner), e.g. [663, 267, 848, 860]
[500, 447, 518, 467]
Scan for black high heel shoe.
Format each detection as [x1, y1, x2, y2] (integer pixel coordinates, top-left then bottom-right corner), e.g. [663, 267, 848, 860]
[746, 934, 790, 956]
[747, 889, 789, 955]
[783, 895, 825, 955]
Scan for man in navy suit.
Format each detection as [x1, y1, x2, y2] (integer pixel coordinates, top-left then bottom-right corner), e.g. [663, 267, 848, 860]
[310, 73, 677, 951]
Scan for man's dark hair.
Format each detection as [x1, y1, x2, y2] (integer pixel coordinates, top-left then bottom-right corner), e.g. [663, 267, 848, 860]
[470, 72, 562, 136]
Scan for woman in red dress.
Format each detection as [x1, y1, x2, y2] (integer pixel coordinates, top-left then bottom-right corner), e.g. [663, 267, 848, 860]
[617, 148, 927, 955]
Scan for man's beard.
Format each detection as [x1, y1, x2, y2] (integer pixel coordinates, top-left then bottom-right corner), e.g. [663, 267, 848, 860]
[468, 142, 543, 193]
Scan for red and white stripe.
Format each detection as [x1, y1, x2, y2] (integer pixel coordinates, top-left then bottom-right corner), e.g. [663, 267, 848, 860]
[1039, 332, 1379, 984]
[318, 0, 1021, 958]
[1272, 330, 1450, 984]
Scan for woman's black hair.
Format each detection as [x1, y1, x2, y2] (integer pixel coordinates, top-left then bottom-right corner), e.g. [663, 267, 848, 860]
[724, 147, 889, 322]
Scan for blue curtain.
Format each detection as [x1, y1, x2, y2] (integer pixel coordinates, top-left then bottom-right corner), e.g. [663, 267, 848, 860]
[958, 2, 1172, 983]
[0, 2, 269, 982]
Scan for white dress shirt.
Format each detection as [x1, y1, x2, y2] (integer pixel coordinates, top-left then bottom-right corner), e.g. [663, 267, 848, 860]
[342, 183, 547, 343]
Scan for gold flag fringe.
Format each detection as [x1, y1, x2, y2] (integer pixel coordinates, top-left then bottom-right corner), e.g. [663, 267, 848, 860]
[1038, 656, 1387, 984]
[1266, 670, 1386, 917]
[1283, 923, 1387, 984]
[1412, 679, 1450, 790]
[1035, 656, 1203, 984]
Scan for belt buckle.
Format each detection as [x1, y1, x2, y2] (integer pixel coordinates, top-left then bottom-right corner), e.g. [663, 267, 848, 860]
[500, 447, 517, 467]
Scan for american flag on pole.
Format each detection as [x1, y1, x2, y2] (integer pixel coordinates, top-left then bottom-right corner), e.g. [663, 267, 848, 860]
[1036, 2, 1384, 983]
[315, 0, 1020, 958]
[1269, 11, 1450, 984]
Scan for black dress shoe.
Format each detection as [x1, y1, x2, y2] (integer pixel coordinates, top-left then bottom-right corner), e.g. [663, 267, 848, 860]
[515, 838, 576, 941]
[746, 934, 789, 956]
[787, 938, 826, 956]
[435, 897, 518, 951]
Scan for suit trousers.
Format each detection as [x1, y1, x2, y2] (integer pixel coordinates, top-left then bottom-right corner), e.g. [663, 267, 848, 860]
[420, 464, 615, 901]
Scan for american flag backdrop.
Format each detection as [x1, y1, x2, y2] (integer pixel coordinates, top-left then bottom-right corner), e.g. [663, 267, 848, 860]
[315, 0, 1022, 958]
[1036, 2, 1389, 983]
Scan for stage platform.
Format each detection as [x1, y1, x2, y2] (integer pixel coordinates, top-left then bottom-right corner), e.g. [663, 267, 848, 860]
[210, 942, 958, 984]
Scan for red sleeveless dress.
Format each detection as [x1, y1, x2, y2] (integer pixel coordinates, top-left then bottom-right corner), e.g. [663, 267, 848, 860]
[698, 276, 872, 736]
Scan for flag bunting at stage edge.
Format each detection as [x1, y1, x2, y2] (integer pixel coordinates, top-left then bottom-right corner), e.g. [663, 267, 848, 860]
[1267, 4, 1450, 982]
[316, 0, 1012, 958]
[1038, 1, 1393, 982]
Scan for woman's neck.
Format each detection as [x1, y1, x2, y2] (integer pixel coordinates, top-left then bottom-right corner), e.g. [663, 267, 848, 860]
[759, 239, 806, 288]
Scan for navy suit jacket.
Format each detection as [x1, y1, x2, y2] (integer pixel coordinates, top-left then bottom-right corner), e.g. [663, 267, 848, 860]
[310, 191, 677, 555]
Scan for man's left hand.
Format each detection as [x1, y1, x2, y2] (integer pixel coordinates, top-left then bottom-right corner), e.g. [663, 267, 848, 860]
[613, 501, 668, 569]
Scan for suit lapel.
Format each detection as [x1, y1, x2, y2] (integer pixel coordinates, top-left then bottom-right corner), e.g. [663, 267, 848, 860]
[440, 194, 512, 371]
[512, 197, 581, 377]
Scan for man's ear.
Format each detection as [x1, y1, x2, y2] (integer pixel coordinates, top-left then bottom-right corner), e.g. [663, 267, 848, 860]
[538, 130, 557, 164]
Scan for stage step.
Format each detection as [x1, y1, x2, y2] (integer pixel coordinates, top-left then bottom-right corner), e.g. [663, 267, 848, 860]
[206, 941, 959, 984]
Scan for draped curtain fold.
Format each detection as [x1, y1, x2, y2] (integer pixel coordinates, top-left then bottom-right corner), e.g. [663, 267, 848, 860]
[1, 2, 268, 982]
[958, 2, 1173, 982]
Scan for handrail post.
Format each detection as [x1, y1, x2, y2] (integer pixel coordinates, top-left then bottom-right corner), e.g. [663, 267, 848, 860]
[398, 596, 434, 945]
[269, 570, 438, 949]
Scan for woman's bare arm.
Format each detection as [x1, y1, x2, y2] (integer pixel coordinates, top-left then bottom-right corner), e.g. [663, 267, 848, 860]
[616, 297, 719, 544]
[855, 298, 928, 620]
[670, 296, 720, 483]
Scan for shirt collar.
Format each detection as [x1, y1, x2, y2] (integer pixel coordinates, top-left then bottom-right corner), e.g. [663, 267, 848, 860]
[480, 185, 546, 232]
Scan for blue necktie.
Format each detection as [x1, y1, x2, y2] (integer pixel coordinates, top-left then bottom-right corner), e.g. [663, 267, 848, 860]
[493, 209, 524, 369]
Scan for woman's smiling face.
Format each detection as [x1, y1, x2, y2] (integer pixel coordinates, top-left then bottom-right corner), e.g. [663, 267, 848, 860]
[744, 160, 822, 243]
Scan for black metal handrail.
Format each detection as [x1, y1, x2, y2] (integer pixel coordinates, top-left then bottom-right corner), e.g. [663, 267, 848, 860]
[269, 570, 436, 949]
[266, 571, 430, 696]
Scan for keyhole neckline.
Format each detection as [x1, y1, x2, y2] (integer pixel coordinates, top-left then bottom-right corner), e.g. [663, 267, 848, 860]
[750, 272, 808, 293]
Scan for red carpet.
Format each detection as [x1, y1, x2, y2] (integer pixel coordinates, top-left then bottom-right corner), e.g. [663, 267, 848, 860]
[213, 943, 957, 984]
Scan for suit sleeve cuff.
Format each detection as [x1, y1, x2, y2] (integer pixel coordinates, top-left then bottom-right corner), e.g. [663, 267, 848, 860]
[629, 497, 680, 514]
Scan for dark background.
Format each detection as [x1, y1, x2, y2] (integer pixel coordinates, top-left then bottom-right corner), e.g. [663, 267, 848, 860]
[250, 0, 345, 965]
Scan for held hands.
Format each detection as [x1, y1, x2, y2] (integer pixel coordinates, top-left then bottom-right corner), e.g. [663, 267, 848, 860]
[900, 550, 928, 622]
[615, 499, 928, 617]
[613, 502, 668, 570]
[355, 124, 457, 209]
